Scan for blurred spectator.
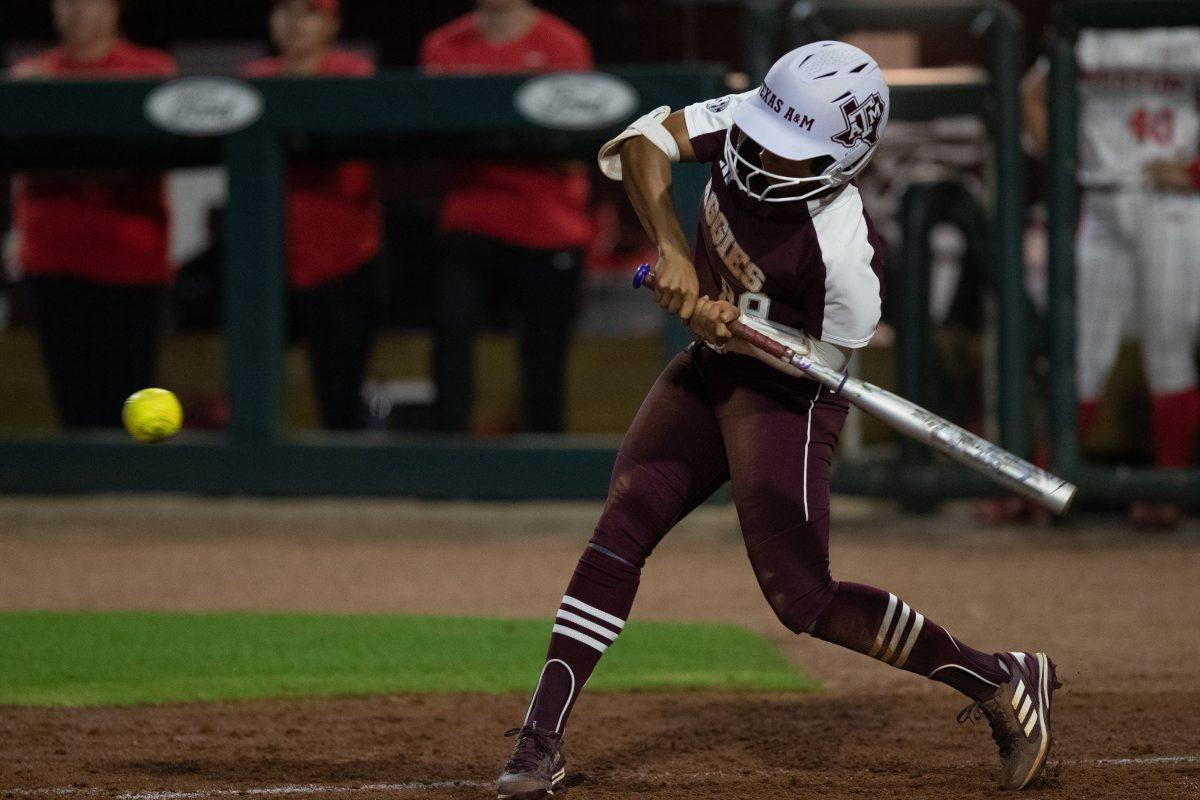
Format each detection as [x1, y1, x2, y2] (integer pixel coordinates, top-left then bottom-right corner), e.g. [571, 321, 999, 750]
[9, 0, 176, 430]
[244, 0, 382, 431]
[421, 0, 594, 433]
[1024, 29, 1200, 527]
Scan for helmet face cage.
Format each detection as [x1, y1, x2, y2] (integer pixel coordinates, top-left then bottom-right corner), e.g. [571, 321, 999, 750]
[722, 125, 879, 204]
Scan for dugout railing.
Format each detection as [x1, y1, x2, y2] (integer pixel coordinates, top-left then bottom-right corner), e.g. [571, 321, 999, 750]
[1047, 0, 1200, 503]
[0, 36, 1027, 500]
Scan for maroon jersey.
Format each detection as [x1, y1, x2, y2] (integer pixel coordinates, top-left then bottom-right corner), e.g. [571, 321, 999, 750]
[683, 93, 886, 349]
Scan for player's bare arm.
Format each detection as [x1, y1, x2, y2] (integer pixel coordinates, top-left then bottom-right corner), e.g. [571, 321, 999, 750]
[1145, 159, 1200, 192]
[615, 110, 836, 346]
[1020, 60, 1049, 158]
[615, 111, 703, 322]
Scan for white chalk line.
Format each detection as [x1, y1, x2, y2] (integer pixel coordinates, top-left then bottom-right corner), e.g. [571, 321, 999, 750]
[1, 783, 490, 799]
[1088, 755, 1200, 766]
[5, 758, 1199, 799]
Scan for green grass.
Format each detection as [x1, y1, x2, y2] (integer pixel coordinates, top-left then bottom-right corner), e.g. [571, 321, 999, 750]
[0, 612, 817, 707]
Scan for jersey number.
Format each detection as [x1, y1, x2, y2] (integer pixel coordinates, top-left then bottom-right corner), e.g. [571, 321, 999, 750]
[739, 292, 771, 320]
[1128, 107, 1175, 145]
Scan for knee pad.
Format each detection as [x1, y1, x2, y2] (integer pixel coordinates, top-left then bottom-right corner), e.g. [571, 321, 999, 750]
[762, 575, 837, 635]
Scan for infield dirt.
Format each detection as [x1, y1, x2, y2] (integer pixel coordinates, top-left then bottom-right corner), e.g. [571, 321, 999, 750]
[1, 497, 1198, 799]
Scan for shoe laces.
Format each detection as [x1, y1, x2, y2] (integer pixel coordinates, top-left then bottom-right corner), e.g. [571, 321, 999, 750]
[957, 700, 1016, 758]
[503, 725, 559, 774]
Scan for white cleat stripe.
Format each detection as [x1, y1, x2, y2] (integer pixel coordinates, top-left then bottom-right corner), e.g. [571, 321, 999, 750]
[1017, 653, 1054, 789]
[1018, 694, 1032, 723]
[1024, 709, 1039, 737]
[1012, 680, 1026, 711]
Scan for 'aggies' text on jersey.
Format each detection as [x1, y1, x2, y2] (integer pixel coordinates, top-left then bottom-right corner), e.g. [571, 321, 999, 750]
[683, 92, 886, 349]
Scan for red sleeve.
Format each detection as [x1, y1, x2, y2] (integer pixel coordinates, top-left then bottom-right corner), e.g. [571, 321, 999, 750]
[241, 58, 278, 79]
[544, 21, 594, 70]
[133, 47, 177, 77]
[1189, 158, 1200, 192]
[325, 51, 375, 77]
[152, 52, 178, 78]
[342, 54, 376, 77]
[419, 33, 443, 73]
[10, 53, 53, 79]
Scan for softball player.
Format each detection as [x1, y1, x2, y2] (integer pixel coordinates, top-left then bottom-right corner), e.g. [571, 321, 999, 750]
[496, 42, 1059, 799]
[1027, 28, 1200, 526]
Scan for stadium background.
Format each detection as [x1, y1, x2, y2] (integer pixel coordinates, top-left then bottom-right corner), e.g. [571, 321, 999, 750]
[1, 1, 1198, 799]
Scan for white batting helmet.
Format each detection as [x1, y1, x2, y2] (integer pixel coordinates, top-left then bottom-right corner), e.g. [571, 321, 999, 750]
[725, 41, 890, 202]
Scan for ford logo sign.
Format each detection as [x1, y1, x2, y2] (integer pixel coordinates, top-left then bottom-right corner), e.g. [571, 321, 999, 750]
[145, 78, 265, 136]
[514, 71, 639, 131]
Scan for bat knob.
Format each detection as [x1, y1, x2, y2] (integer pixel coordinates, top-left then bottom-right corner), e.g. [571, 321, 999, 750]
[633, 263, 652, 289]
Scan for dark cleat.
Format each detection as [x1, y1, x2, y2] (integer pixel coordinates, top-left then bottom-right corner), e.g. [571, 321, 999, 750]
[958, 651, 1061, 790]
[496, 723, 566, 800]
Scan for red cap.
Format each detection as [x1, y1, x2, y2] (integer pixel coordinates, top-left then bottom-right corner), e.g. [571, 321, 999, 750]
[274, 0, 340, 12]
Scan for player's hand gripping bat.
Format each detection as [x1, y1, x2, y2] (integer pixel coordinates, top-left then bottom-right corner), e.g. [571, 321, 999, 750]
[633, 263, 1077, 514]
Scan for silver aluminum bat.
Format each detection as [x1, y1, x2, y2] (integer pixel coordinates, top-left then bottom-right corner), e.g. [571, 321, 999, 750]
[633, 264, 1076, 514]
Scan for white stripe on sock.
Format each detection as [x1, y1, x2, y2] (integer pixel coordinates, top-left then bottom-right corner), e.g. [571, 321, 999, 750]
[561, 596, 626, 629]
[893, 612, 924, 669]
[868, 593, 898, 659]
[552, 624, 609, 654]
[556, 610, 619, 641]
[882, 602, 911, 664]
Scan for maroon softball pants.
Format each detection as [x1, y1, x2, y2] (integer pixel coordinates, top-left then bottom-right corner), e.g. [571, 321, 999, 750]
[592, 342, 847, 633]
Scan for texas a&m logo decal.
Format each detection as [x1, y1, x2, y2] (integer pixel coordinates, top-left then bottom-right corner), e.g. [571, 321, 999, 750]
[831, 91, 885, 149]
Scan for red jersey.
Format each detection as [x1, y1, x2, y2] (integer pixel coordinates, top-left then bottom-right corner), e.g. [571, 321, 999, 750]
[12, 41, 176, 285]
[243, 51, 382, 289]
[420, 12, 594, 250]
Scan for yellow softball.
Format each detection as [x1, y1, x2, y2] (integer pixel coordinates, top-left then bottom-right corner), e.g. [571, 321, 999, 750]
[122, 388, 183, 444]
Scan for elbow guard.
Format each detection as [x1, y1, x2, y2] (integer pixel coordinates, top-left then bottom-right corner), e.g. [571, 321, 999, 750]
[597, 106, 680, 181]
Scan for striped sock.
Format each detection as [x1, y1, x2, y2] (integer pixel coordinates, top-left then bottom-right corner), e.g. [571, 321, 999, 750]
[524, 546, 639, 733]
[812, 582, 1008, 701]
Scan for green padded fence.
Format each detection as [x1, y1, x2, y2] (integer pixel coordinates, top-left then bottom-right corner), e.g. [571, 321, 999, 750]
[0, 68, 722, 497]
[0, 52, 1016, 500]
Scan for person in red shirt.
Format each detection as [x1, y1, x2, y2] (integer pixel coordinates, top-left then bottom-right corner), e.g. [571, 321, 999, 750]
[244, 0, 383, 430]
[11, 0, 176, 430]
[421, 0, 594, 433]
